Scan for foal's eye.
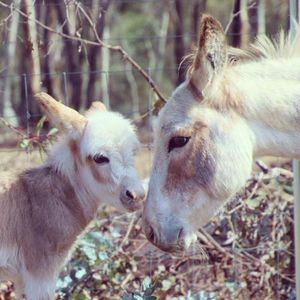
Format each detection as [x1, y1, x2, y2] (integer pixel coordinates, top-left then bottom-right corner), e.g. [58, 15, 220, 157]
[93, 154, 110, 164]
[168, 136, 190, 153]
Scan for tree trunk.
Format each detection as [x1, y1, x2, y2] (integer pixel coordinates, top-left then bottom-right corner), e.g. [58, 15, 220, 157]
[173, 0, 185, 85]
[101, 26, 110, 109]
[18, 0, 42, 122]
[86, 0, 110, 108]
[154, 9, 170, 84]
[191, 0, 207, 45]
[125, 62, 140, 118]
[55, 4, 82, 110]
[249, 0, 265, 41]
[240, 0, 250, 48]
[46, 7, 65, 102]
[23, 0, 41, 94]
[231, 0, 242, 47]
[42, 4, 53, 98]
[257, 0, 266, 35]
[2, 0, 20, 124]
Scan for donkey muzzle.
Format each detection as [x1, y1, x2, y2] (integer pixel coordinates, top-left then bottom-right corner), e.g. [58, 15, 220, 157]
[143, 216, 185, 253]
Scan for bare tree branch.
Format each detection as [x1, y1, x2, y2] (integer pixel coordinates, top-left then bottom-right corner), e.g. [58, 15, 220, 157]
[0, 117, 25, 139]
[225, 0, 256, 34]
[0, 0, 167, 104]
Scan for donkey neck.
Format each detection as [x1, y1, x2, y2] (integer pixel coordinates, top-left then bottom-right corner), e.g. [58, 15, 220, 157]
[20, 165, 92, 239]
[224, 60, 300, 159]
[225, 59, 300, 129]
[246, 120, 300, 159]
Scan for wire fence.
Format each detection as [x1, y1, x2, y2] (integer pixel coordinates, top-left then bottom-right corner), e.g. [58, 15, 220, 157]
[0, 67, 169, 114]
[0, 67, 160, 158]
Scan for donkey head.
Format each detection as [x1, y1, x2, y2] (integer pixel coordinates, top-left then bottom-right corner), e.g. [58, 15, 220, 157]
[36, 93, 145, 212]
[143, 15, 255, 253]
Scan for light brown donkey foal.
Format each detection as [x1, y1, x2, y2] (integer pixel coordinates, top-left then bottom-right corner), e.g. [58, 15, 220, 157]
[0, 93, 145, 299]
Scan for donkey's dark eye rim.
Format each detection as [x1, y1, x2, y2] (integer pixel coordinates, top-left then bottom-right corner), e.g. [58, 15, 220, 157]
[168, 136, 191, 153]
[93, 154, 110, 164]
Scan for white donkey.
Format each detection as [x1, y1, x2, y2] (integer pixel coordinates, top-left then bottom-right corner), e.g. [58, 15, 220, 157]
[0, 93, 145, 299]
[143, 15, 300, 253]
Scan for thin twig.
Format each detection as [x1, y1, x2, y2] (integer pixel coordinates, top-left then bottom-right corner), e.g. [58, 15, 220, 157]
[0, 0, 167, 104]
[0, 117, 26, 138]
[225, 1, 256, 34]
[0, 4, 13, 27]
[75, 1, 166, 103]
[0, 116, 52, 147]
[197, 228, 230, 256]
[243, 251, 295, 284]
[118, 213, 140, 252]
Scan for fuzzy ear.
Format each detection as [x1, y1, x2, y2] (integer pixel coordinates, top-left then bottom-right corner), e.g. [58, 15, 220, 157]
[189, 15, 227, 100]
[85, 101, 107, 116]
[35, 92, 87, 134]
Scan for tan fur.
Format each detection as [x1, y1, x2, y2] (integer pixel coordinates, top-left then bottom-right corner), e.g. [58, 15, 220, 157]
[188, 15, 227, 100]
[0, 167, 88, 274]
[86, 156, 111, 184]
[69, 139, 84, 171]
[213, 76, 245, 113]
[165, 121, 216, 198]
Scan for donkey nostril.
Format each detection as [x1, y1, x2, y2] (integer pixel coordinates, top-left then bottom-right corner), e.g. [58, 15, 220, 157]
[147, 225, 155, 243]
[126, 190, 134, 200]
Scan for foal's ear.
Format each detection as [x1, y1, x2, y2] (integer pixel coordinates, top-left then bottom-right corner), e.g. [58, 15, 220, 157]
[35, 92, 87, 134]
[85, 101, 107, 116]
[189, 15, 227, 100]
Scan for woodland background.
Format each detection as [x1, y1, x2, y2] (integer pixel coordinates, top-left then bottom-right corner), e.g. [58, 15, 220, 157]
[0, 1, 296, 299]
[0, 0, 288, 126]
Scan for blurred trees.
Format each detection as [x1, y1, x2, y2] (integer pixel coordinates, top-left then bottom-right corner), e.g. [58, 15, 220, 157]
[0, 0, 289, 126]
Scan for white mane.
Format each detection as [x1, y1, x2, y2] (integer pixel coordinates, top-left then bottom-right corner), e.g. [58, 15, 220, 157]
[238, 24, 300, 61]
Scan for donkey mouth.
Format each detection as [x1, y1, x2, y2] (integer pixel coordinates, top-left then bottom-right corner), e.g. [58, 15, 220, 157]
[155, 240, 207, 259]
[164, 233, 204, 257]
[181, 241, 208, 259]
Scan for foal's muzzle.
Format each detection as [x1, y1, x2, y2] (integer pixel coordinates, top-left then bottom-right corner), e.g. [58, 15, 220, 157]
[120, 184, 145, 211]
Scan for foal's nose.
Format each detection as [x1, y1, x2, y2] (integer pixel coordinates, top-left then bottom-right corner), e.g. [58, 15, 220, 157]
[120, 186, 145, 211]
[143, 217, 184, 252]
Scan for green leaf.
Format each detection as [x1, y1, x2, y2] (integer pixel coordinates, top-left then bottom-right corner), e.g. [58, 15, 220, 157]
[283, 185, 293, 195]
[20, 138, 30, 149]
[142, 276, 152, 290]
[161, 279, 173, 291]
[245, 195, 264, 209]
[36, 115, 47, 135]
[47, 127, 59, 136]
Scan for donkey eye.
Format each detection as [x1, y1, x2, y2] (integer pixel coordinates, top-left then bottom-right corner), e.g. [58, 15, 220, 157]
[168, 136, 190, 153]
[93, 154, 110, 164]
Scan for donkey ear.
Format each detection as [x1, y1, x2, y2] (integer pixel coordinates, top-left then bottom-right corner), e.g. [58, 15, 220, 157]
[189, 15, 227, 100]
[35, 92, 87, 134]
[85, 101, 107, 116]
